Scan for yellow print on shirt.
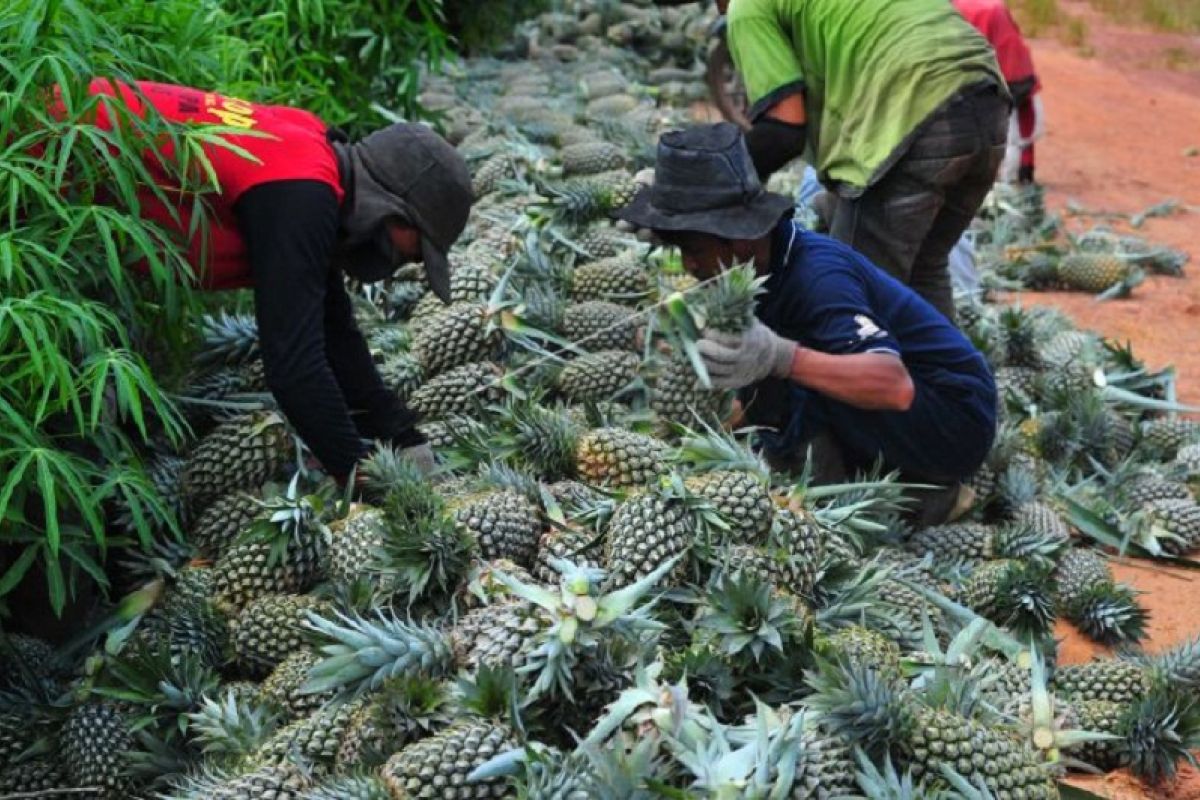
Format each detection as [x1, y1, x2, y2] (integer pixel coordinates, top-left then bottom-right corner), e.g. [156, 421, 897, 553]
[204, 93, 257, 129]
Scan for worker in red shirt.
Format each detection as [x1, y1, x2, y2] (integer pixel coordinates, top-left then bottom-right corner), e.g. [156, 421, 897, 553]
[952, 0, 1044, 183]
[77, 79, 472, 481]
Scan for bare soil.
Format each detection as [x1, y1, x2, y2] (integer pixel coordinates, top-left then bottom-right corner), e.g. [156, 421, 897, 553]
[1014, 9, 1200, 799]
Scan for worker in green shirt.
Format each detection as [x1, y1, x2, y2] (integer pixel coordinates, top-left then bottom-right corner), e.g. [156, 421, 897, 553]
[721, 0, 1010, 322]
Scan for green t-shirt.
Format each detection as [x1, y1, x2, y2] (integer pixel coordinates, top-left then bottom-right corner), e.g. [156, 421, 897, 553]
[726, 0, 1005, 194]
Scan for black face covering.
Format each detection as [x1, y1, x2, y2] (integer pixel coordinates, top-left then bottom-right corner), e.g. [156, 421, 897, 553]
[335, 226, 405, 283]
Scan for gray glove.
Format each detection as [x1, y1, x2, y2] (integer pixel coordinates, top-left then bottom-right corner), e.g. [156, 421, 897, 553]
[400, 442, 438, 478]
[696, 322, 796, 389]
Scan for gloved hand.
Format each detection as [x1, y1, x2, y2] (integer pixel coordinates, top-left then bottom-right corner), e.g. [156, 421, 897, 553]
[399, 442, 438, 478]
[697, 321, 796, 389]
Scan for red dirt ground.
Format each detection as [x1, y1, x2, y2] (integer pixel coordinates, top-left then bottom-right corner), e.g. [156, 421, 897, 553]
[1015, 7, 1200, 799]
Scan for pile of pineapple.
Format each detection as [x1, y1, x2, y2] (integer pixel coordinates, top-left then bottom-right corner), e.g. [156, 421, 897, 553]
[973, 184, 1188, 297]
[6, 10, 1200, 800]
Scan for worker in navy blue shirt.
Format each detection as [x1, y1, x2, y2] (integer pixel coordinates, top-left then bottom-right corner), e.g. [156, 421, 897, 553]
[617, 124, 997, 523]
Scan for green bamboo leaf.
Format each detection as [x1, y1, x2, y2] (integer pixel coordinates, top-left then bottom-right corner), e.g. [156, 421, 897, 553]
[0, 544, 39, 597]
[42, 543, 66, 616]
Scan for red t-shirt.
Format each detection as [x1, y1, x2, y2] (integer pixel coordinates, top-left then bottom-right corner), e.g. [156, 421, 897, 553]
[79, 79, 345, 289]
[951, 0, 1040, 91]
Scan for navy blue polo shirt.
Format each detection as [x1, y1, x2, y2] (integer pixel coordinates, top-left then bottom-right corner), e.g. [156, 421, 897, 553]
[749, 220, 997, 481]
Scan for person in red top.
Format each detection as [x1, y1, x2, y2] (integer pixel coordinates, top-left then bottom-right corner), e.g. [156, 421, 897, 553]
[951, 0, 1044, 183]
[78, 79, 473, 481]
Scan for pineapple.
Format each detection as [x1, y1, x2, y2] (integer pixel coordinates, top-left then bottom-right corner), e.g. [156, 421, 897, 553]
[1143, 498, 1200, 555]
[232, 593, 332, 677]
[604, 485, 695, 588]
[191, 492, 263, 558]
[255, 697, 365, 773]
[1057, 252, 1135, 293]
[448, 262, 499, 303]
[568, 223, 637, 260]
[533, 525, 605, 585]
[58, 702, 134, 799]
[381, 721, 517, 799]
[560, 140, 627, 176]
[1174, 442, 1200, 475]
[449, 488, 543, 568]
[569, 255, 650, 303]
[585, 93, 640, 119]
[958, 559, 1056, 639]
[210, 761, 313, 798]
[554, 349, 639, 402]
[0, 758, 67, 795]
[260, 649, 334, 721]
[1141, 417, 1200, 458]
[408, 361, 504, 420]
[1068, 699, 1125, 771]
[115, 453, 187, 534]
[303, 557, 675, 698]
[906, 521, 1060, 566]
[1116, 472, 1191, 509]
[539, 169, 638, 224]
[561, 300, 638, 351]
[805, 663, 1056, 796]
[301, 775, 392, 800]
[1054, 658, 1152, 704]
[648, 352, 729, 431]
[823, 625, 902, 676]
[411, 301, 501, 377]
[336, 676, 455, 771]
[575, 427, 670, 487]
[683, 469, 773, 544]
[1054, 548, 1148, 645]
[181, 412, 292, 508]
[195, 310, 260, 370]
[378, 352, 424, 400]
[211, 484, 329, 613]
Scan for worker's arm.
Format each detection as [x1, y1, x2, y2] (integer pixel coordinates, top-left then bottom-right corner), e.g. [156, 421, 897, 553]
[725, 0, 808, 179]
[235, 179, 373, 479]
[321, 265, 424, 449]
[697, 261, 914, 411]
[783, 347, 914, 411]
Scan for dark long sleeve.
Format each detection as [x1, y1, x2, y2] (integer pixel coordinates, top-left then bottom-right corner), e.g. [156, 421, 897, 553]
[744, 117, 807, 181]
[234, 180, 373, 478]
[322, 268, 423, 447]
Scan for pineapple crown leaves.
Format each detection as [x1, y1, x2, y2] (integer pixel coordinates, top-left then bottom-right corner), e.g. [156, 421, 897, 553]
[896, 578, 1025, 661]
[356, 443, 429, 502]
[493, 555, 674, 661]
[299, 609, 455, 698]
[1067, 582, 1149, 646]
[854, 751, 939, 800]
[1018, 642, 1121, 761]
[655, 261, 765, 389]
[802, 659, 912, 762]
[976, 561, 1058, 640]
[674, 420, 769, 479]
[91, 643, 221, 739]
[582, 660, 703, 751]
[375, 513, 476, 607]
[242, 472, 331, 568]
[692, 574, 802, 664]
[1118, 689, 1200, 785]
[186, 691, 279, 760]
[660, 709, 773, 799]
[1150, 633, 1200, 691]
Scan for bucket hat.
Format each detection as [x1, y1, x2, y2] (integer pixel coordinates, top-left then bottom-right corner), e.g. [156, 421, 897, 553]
[614, 123, 792, 240]
[333, 123, 472, 301]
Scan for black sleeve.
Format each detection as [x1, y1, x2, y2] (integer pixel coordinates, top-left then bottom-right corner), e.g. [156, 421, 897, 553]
[744, 117, 807, 181]
[322, 268, 424, 448]
[234, 180, 370, 478]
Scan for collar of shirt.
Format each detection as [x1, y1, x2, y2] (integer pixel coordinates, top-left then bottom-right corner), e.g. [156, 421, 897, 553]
[763, 217, 800, 295]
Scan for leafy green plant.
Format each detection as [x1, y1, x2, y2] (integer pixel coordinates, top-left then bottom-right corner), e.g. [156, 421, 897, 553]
[222, 0, 453, 136]
[0, 0, 236, 615]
